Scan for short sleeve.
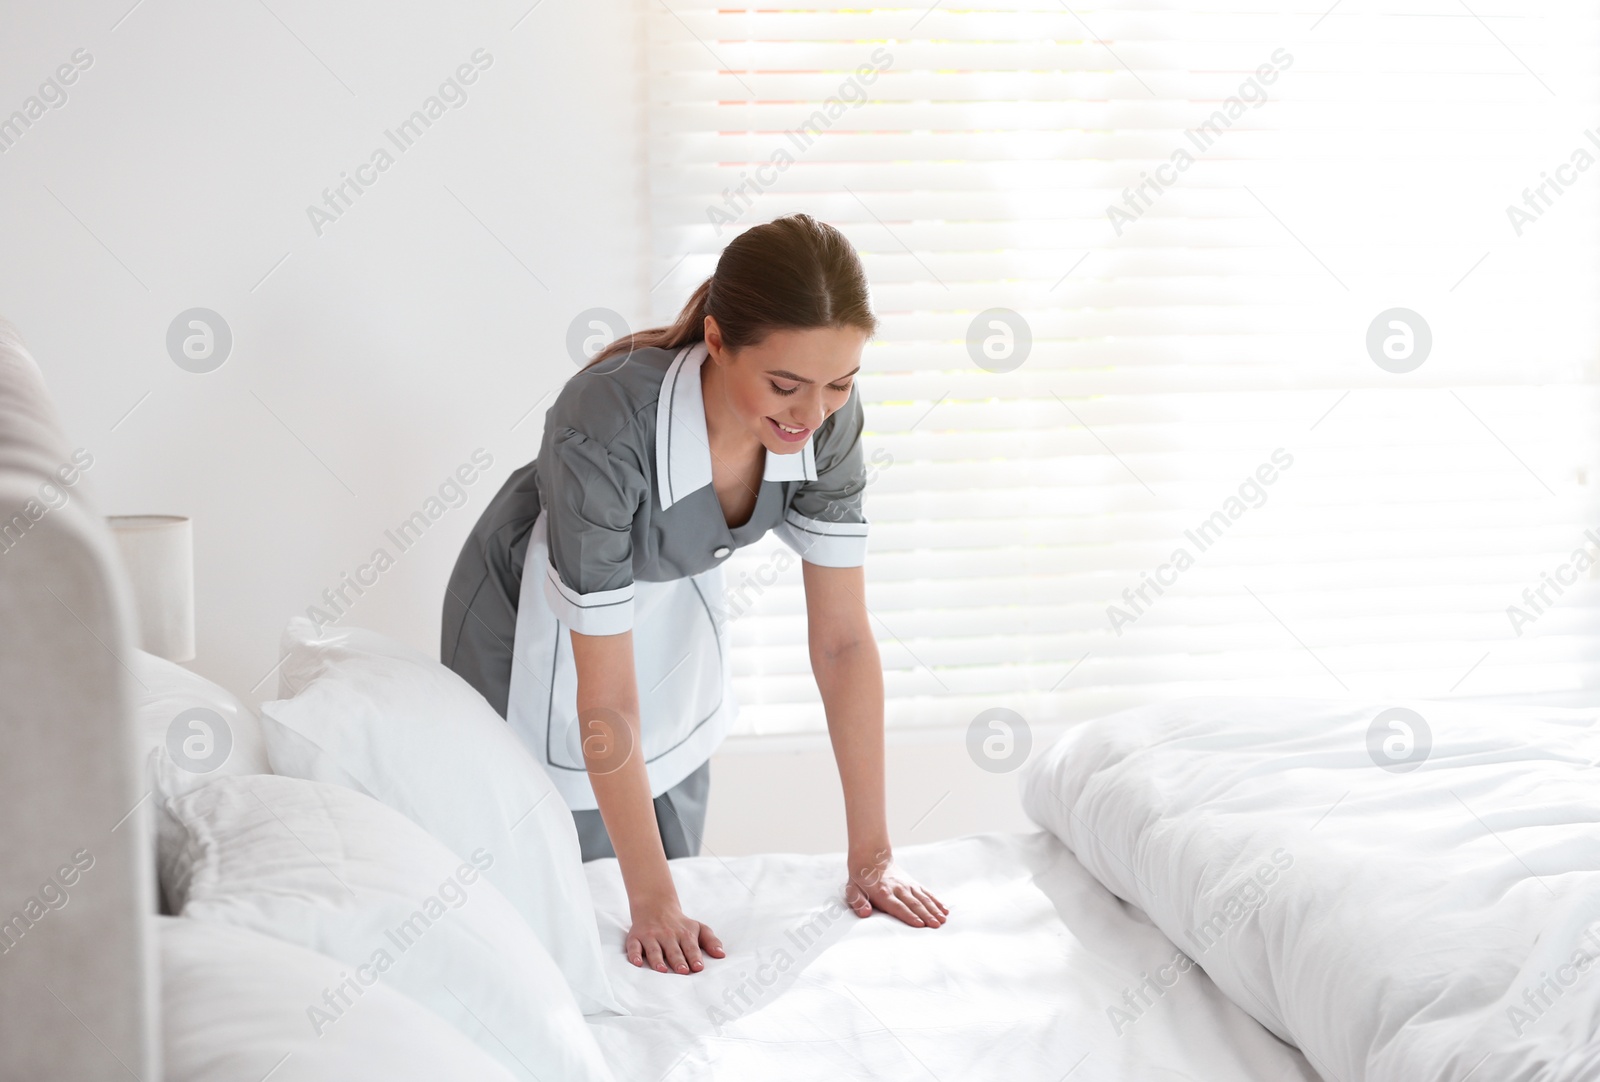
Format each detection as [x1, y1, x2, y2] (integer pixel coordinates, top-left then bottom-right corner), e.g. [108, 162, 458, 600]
[539, 426, 647, 635]
[774, 389, 870, 567]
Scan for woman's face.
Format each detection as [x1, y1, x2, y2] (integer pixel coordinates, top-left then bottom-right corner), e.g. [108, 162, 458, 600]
[704, 318, 867, 455]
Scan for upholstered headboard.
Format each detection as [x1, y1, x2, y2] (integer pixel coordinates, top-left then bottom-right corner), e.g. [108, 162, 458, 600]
[0, 320, 159, 1079]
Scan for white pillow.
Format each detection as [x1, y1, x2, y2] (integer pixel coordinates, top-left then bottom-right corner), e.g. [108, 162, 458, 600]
[160, 914, 524, 1082]
[132, 649, 271, 798]
[256, 618, 620, 1016]
[131, 649, 273, 915]
[164, 773, 616, 1082]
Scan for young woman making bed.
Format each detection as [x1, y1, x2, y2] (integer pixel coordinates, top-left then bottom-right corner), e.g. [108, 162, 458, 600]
[441, 213, 948, 978]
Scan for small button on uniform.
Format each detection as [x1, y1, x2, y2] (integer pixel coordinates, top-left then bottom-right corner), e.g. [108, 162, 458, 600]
[712, 546, 731, 559]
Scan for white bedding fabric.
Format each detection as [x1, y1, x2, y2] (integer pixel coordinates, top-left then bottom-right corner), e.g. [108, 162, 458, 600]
[1020, 696, 1600, 1082]
[584, 831, 1316, 1081]
[160, 915, 524, 1082]
[132, 648, 272, 795]
[258, 618, 620, 1015]
[131, 648, 273, 915]
[163, 773, 614, 1082]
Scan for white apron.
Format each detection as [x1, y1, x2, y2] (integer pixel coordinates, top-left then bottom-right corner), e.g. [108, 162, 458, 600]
[505, 511, 736, 811]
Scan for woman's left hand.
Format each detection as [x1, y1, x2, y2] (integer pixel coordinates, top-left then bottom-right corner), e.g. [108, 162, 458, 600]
[844, 848, 949, 928]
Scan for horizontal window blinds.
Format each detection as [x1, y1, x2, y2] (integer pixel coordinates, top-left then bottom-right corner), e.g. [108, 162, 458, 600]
[644, 2, 1600, 735]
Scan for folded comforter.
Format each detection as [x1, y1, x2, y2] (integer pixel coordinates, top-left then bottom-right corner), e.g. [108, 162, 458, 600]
[1020, 696, 1600, 1082]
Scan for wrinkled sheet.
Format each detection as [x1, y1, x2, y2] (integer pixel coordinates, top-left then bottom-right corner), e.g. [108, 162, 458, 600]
[1020, 696, 1600, 1082]
[585, 831, 1315, 1081]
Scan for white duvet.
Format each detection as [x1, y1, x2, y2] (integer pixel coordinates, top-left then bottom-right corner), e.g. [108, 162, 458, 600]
[1020, 696, 1600, 1082]
[585, 832, 1316, 1081]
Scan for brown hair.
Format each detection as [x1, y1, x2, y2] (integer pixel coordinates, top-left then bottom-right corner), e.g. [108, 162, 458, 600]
[590, 213, 877, 366]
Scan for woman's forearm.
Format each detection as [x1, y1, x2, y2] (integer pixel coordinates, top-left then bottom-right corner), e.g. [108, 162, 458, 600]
[587, 730, 678, 903]
[802, 562, 892, 863]
[569, 629, 678, 907]
[805, 565, 949, 930]
[813, 635, 891, 859]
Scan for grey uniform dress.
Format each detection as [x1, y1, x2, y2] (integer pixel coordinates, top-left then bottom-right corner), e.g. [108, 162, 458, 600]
[441, 340, 870, 861]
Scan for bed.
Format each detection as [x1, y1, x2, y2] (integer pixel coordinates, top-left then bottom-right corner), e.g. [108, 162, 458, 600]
[586, 831, 1317, 1080]
[1022, 696, 1600, 1081]
[1, 319, 1324, 1081]
[0, 319, 158, 1080]
[15, 312, 1589, 1081]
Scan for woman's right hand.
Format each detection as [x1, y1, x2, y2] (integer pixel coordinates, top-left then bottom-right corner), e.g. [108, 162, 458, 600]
[625, 894, 725, 974]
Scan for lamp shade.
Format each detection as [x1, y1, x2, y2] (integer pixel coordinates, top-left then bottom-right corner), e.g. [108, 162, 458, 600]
[107, 514, 195, 662]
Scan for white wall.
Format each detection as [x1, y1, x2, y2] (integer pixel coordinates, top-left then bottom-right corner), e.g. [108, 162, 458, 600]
[1, 0, 1033, 858]
[0, 0, 650, 688]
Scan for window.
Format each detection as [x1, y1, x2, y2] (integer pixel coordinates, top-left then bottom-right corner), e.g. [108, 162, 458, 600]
[646, 2, 1600, 735]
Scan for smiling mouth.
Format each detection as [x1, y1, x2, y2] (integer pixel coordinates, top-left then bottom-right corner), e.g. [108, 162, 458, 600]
[766, 417, 811, 443]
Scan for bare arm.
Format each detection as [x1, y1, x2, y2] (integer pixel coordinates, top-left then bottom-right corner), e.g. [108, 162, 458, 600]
[569, 628, 725, 972]
[801, 562, 948, 928]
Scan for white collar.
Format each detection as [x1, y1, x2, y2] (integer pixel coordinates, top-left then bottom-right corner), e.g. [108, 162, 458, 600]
[655, 341, 818, 511]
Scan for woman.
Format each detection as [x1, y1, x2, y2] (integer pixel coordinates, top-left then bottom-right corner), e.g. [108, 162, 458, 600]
[442, 214, 947, 978]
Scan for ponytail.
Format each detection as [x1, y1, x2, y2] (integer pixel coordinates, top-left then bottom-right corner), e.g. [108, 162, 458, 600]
[591, 278, 711, 365]
[588, 213, 876, 367]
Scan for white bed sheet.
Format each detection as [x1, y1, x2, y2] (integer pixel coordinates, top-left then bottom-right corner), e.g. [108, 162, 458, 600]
[1020, 696, 1600, 1082]
[585, 831, 1317, 1081]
